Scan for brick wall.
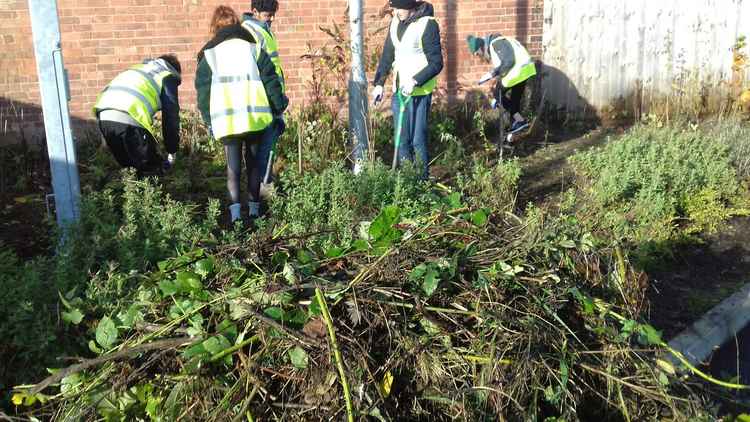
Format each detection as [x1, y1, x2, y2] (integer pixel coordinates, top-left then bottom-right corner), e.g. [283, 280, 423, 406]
[0, 0, 543, 143]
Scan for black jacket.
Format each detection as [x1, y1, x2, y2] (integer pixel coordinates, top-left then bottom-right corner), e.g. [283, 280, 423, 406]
[373, 2, 443, 88]
[195, 24, 288, 129]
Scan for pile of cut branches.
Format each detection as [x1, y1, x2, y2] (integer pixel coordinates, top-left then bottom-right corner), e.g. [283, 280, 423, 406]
[12, 193, 710, 421]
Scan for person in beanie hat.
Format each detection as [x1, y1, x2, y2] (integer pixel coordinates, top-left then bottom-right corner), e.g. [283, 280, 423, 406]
[241, 0, 286, 202]
[371, 0, 443, 180]
[467, 34, 537, 135]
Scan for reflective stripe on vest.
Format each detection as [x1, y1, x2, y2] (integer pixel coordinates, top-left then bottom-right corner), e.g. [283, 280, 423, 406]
[242, 19, 286, 93]
[390, 16, 437, 96]
[490, 36, 537, 88]
[204, 39, 273, 140]
[93, 59, 174, 135]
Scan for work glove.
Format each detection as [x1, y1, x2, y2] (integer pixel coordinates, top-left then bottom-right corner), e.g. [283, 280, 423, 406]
[401, 78, 417, 96]
[371, 85, 384, 105]
[167, 153, 176, 165]
[478, 71, 495, 85]
[490, 98, 499, 109]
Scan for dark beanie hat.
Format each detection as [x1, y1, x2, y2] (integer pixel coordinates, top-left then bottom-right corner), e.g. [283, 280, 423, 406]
[466, 35, 485, 54]
[390, 0, 419, 9]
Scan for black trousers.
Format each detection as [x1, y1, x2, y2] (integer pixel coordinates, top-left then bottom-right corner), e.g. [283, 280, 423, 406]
[495, 80, 527, 116]
[98, 120, 163, 173]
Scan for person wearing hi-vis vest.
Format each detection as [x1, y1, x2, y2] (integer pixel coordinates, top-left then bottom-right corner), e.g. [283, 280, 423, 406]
[93, 54, 182, 175]
[195, 6, 288, 223]
[241, 0, 285, 192]
[467, 34, 537, 135]
[371, 0, 443, 180]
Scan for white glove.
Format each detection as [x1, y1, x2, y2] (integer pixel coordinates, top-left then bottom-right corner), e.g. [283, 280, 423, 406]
[490, 98, 498, 109]
[401, 78, 417, 96]
[478, 71, 495, 85]
[371, 85, 384, 105]
[167, 153, 176, 165]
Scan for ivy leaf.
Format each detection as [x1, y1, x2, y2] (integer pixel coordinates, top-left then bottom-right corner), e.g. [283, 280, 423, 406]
[288, 346, 309, 369]
[95, 316, 118, 350]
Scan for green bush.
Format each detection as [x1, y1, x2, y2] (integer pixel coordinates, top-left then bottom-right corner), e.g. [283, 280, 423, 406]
[457, 156, 522, 212]
[269, 161, 436, 249]
[0, 245, 58, 402]
[571, 123, 745, 242]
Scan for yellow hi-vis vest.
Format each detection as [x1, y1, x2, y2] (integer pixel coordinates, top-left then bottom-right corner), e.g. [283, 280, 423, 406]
[242, 19, 285, 94]
[490, 36, 537, 88]
[93, 59, 176, 136]
[389, 16, 437, 96]
[203, 39, 273, 140]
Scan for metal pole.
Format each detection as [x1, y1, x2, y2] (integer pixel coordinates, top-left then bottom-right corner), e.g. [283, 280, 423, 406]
[348, 0, 369, 165]
[28, 0, 81, 227]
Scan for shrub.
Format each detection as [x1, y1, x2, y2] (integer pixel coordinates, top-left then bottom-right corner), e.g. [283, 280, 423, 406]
[0, 246, 57, 402]
[269, 161, 436, 249]
[571, 123, 745, 242]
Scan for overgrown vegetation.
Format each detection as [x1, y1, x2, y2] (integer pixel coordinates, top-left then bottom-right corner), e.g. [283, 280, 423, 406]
[571, 121, 749, 252]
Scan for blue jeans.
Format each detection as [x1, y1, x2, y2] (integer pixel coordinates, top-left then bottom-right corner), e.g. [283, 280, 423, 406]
[257, 117, 286, 183]
[392, 93, 431, 179]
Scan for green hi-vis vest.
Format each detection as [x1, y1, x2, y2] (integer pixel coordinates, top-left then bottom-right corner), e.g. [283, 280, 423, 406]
[93, 59, 176, 135]
[490, 36, 537, 88]
[242, 19, 285, 93]
[203, 38, 273, 140]
[390, 15, 437, 96]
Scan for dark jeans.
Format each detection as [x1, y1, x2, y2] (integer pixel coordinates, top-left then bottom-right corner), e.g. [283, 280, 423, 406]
[99, 120, 163, 173]
[392, 93, 431, 179]
[496, 80, 527, 115]
[257, 117, 285, 184]
[223, 132, 262, 204]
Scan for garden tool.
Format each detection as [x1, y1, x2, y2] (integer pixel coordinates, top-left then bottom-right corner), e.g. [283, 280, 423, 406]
[391, 90, 413, 171]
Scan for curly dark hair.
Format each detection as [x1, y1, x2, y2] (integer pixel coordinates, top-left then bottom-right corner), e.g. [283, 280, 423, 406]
[251, 0, 279, 13]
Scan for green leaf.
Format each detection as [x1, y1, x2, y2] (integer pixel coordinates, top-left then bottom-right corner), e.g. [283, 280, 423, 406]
[117, 304, 143, 329]
[88, 340, 104, 354]
[158, 280, 179, 297]
[62, 309, 84, 325]
[352, 239, 369, 251]
[325, 247, 345, 258]
[421, 268, 440, 297]
[176, 271, 203, 292]
[444, 192, 463, 209]
[736, 414, 750, 422]
[637, 324, 663, 346]
[471, 209, 488, 226]
[216, 320, 238, 342]
[202, 335, 231, 355]
[264, 307, 284, 321]
[288, 346, 309, 369]
[297, 249, 314, 264]
[369, 205, 402, 245]
[194, 258, 215, 278]
[96, 316, 118, 349]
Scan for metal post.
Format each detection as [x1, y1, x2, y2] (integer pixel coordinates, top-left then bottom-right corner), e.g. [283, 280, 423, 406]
[348, 0, 369, 164]
[28, 0, 81, 227]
